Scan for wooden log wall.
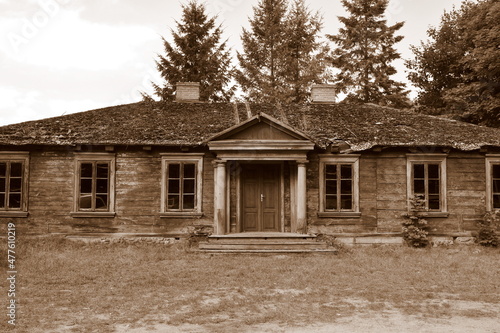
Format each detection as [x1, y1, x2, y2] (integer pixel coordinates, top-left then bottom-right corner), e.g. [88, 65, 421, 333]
[4, 148, 215, 236]
[307, 149, 488, 236]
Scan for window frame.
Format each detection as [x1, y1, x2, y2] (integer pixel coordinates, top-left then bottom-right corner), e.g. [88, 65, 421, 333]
[318, 155, 360, 218]
[406, 154, 448, 216]
[0, 152, 29, 217]
[160, 153, 203, 217]
[486, 155, 500, 212]
[71, 153, 116, 218]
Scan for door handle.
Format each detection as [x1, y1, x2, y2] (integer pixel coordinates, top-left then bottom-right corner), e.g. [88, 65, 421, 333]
[260, 194, 265, 202]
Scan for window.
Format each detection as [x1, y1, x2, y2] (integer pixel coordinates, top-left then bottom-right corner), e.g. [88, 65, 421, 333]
[486, 156, 500, 211]
[319, 155, 360, 217]
[407, 154, 447, 214]
[161, 154, 203, 216]
[72, 153, 115, 217]
[0, 152, 29, 217]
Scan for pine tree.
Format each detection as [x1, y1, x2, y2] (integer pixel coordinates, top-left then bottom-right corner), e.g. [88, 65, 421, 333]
[327, 0, 409, 107]
[283, 0, 331, 103]
[236, 0, 289, 103]
[147, 1, 234, 102]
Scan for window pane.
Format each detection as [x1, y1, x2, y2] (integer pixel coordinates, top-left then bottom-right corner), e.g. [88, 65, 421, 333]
[79, 195, 92, 209]
[81, 163, 93, 178]
[340, 195, 352, 210]
[428, 164, 440, 179]
[10, 163, 23, 177]
[325, 195, 337, 210]
[492, 165, 500, 179]
[494, 195, 500, 209]
[340, 180, 352, 195]
[184, 179, 195, 194]
[0, 193, 4, 208]
[493, 180, 500, 193]
[184, 163, 195, 179]
[340, 165, 352, 179]
[0, 178, 5, 192]
[414, 180, 425, 194]
[168, 179, 180, 194]
[0, 163, 6, 177]
[183, 195, 195, 210]
[96, 163, 109, 178]
[429, 195, 440, 210]
[8, 194, 21, 208]
[95, 195, 108, 209]
[168, 164, 180, 178]
[413, 164, 425, 178]
[428, 179, 440, 194]
[9, 178, 22, 192]
[80, 179, 92, 194]
[96, 179, 108, 193]
[325, 165, 337, 179]
[325, 180, 337, 195]
[167, 195, 180, 209]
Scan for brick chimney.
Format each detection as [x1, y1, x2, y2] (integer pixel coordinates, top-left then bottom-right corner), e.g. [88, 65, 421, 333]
[311, 84, 336, 103]
[176, 82, 200, 102]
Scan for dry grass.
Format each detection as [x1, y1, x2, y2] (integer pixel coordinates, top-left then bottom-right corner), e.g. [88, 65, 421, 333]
[2, 236, 499, 332]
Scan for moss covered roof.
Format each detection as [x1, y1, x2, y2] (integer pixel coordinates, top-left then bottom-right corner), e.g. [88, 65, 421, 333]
[1, 102, 499, 151]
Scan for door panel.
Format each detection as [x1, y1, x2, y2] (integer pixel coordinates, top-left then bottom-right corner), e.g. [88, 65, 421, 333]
[241, 164, 280, 232]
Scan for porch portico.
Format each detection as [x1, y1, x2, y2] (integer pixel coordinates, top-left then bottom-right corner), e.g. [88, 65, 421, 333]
[207, 113, 315, 235]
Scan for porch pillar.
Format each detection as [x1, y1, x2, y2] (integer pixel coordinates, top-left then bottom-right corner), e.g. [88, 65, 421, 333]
[214, 160, 227, 235]
[296, 161, 308, 233]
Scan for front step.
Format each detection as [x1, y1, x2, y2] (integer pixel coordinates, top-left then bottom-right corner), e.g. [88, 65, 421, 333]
[198, 233, 337, 253]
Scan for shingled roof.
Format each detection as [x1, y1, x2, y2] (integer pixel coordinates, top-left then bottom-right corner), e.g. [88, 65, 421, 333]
[1, 102, 499, 151]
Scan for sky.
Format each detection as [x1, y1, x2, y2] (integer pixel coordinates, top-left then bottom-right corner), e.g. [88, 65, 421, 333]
[0, 0, 467, 126]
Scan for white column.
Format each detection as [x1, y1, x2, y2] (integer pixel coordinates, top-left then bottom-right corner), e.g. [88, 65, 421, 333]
[296, 161, 308, 234]
[214, 160, 227, 235]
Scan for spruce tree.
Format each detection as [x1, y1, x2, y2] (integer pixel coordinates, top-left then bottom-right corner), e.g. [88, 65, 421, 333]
[147, 1, 234, 102]
[236, 0, 289, 103]
[327, 0, 409, 107]
[283, 0, 331, 103]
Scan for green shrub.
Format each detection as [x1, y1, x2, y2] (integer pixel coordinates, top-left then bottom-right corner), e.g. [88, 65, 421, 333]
[478, 211, 499, 247]
[402, 196, 429, 248]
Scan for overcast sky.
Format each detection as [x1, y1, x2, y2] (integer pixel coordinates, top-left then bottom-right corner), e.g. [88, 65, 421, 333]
[0, 0, 466, 126]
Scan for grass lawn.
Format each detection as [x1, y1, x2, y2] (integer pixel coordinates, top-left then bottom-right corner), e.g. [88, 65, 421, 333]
[2, 236, 500, 332]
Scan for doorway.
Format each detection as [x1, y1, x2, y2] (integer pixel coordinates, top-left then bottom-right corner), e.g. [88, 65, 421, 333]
[240, 164, 281, 232]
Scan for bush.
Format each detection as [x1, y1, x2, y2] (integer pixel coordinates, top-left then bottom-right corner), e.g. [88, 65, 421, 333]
[402, 196, 429, 248]
[478, 211, 499, 247]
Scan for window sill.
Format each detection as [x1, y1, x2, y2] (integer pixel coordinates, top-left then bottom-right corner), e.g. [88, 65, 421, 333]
[414, 212, 449, 218]
[160, 212, 203, 218]
[318, 212, 361, 218]
[0, 211, 28, 218]
[70, 212, 116, 218]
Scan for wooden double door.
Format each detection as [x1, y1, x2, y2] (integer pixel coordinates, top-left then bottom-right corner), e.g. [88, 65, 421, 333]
[241, 164, 281, 232]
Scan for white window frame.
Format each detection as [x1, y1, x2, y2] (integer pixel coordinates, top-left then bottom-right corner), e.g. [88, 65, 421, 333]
[406, 154, 447, 215]
[318, 155, 360, 218]
[71, 153, 116, 217]
[160, 153, 203, 217]
[0, 152, 29, 217]
[486, 155, 500, 212]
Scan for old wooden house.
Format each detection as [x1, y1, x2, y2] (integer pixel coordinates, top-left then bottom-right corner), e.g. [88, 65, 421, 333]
[1, 83, 499, 249]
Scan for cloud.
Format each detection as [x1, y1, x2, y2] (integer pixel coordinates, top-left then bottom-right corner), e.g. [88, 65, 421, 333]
[1, 7, 158, 71]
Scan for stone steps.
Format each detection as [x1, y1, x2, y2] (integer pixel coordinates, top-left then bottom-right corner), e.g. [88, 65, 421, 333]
[198, 233, 337, 253]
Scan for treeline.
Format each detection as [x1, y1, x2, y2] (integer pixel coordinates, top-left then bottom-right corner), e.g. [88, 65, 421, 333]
[143, 0, 499, 127]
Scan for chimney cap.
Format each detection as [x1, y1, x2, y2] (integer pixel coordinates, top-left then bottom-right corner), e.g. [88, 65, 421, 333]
[311, 84, 336, 104]
[176, 82, 201, 102]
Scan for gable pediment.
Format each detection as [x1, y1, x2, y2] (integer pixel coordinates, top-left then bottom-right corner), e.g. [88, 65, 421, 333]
[207, 113, 315, 159]
[207, 112, 312, 142]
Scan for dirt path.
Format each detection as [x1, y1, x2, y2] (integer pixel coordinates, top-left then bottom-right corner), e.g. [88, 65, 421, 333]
[114, 313, 500, 333]
[111, 299, 500, 333]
